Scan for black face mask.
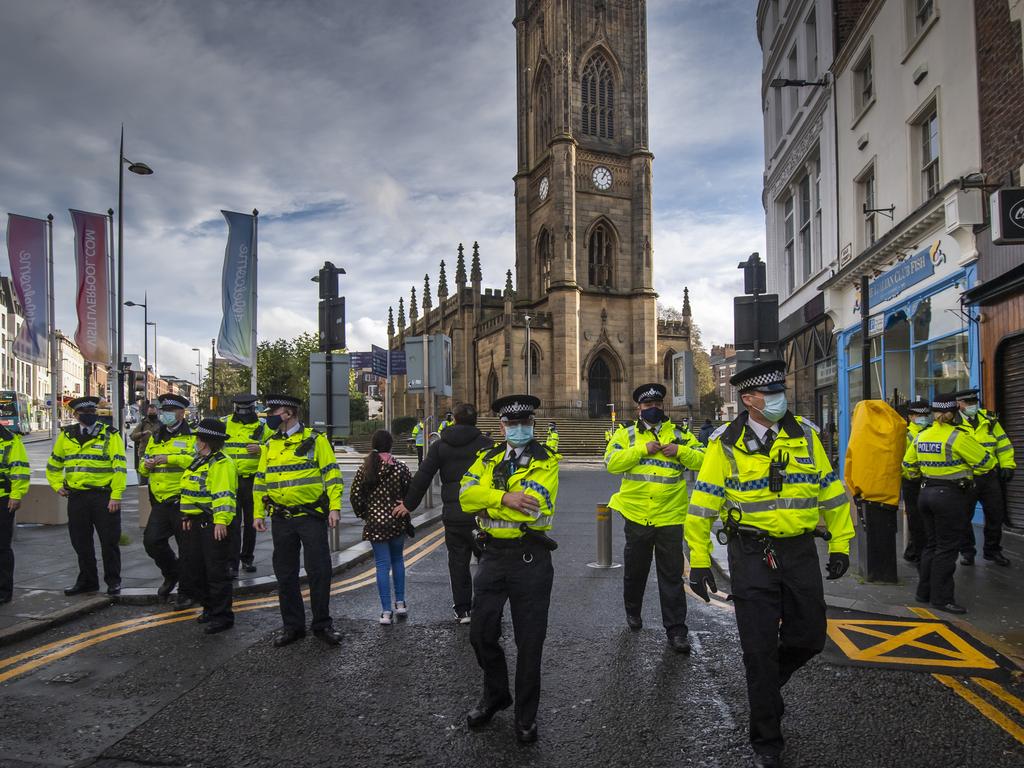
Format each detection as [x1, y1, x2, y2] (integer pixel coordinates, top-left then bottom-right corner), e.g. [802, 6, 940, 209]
[234, 407, 257, 423]
[640, 406, 665, 425]
[265, 414, 284, 431]
[79, 413, 99, 427]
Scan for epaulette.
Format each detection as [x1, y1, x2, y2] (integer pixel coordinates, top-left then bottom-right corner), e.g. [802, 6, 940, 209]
[482, 444, 506, 462]
[708, 423, 729, 442]
[798, 416, 821, 434]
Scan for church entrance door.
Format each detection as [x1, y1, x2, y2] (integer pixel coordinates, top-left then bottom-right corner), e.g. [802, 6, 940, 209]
[588, 357, 612, 418]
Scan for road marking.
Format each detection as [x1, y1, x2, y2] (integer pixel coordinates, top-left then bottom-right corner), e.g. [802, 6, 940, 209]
[827, 619, 998, 669]
[908, 606, 938, 620]
[972, 676, 1024, 717]
[0, 527, 446, 685]
[934, 675, 1024, 745]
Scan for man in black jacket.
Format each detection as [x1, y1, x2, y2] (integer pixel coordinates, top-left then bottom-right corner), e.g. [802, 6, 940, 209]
[395, 403, 493, 623]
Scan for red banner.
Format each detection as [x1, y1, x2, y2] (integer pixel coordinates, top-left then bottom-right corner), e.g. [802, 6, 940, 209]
[5, 214, 49, 366]
[70, 210, 111, 364]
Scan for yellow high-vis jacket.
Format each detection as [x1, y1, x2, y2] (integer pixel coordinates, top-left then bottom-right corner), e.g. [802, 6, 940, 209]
[46, 424, 127, 500]
[459, 441, 559, 539]
[545, 429, 559, 451]
[686, 412, 854, 568]
[412, 422, 425, 447]
[604, 419, 705, 526]
[0, 427, 30, 500]
[221, 416, 269, 477]
[902, 421, 996, 481]
[253, 427, 343, 519]
[180, 451, 238, 525]
[955, 409, 1016, 470]
[140, 426, 197, 502]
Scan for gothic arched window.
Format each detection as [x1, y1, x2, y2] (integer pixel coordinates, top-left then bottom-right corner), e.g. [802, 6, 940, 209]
[588, 222, 614, 288]
[535, 66, 553, 155]
[530, 343, 541, 378]
[538, 228, 553, 294]
[582, 54, 614, 139]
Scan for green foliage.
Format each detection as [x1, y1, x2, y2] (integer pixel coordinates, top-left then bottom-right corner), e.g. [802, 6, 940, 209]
[391, 415, 417, 436]
[350, 392, 368, 422]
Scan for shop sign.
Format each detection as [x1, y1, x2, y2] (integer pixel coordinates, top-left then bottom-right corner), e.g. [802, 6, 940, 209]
[868, 314, 884, 337]
[816, 359, 837, 387]
[991, 187, 1024, 245]
[868, 248, 936, 305]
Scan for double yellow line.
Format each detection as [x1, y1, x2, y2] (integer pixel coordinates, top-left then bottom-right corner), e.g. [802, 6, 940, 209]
[0, 526, 446, 685]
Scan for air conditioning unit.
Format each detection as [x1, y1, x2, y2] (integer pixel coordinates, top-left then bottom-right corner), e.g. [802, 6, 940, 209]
[945, 189, 984, 233]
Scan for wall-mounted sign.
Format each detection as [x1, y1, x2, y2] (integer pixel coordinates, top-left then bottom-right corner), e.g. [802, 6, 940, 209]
[868, 238, 950, 305]
[991, 187, 1024, 245]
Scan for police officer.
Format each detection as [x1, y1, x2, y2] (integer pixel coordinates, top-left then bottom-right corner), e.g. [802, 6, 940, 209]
[411, 418, 426, 464]
[459, 394, 559, 744]
[222, 394, 267, 577]
[46, 397, 127, 596]
[140, 393, 196, 607]
[686, 360, 854, 768]
[902, 398, 932, 562]
[545, 421, 559, 452]
[605, 383, 704, 652]
[253, 394, 343, 647]
[953, 388, 1015, 566]
[180, 418, 238, 634]
[903, 394, 995, 613]
[439, 412, 454, 434]
[0, 423, 31, 604]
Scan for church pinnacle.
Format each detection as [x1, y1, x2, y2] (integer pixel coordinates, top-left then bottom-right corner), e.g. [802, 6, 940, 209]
[455, 243, 466, 287]
[471, 241, 482, 284]
[438, 260, 448, 300]
[387, 306, 395, 337]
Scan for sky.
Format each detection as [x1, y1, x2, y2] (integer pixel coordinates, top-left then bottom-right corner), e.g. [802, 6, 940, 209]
[0, 0, 765, 382]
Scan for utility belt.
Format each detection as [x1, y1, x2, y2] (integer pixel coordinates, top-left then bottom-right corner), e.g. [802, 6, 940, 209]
[717, 508, 830, 571]
[183, 509, 215, 526]
[65, 483, 111, 497]
[264, 496, 327, 520]
[921, 478, 974, 491]
[476, 524, 558, 552]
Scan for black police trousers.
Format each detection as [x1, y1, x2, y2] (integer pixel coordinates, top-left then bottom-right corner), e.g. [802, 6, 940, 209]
[960, 471, 1005, 557]
[445, 524, 476, 613]
[180, 518, 233, 627]
[727, 532, 826, 758]
[0, 501, 14, 601]
[622, 518, 688, 637]
[229, 476, 257, 570]
[67, 489, 121, 590]
[919, 485, 971, 606]
[271, 514, 333, 632]
[902, 479, 925, 560]
[470, 540, 553, 727]
[144, 495, 183, 583]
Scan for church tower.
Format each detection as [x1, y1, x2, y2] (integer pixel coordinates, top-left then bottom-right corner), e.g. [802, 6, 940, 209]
[514, 0, 657, 414]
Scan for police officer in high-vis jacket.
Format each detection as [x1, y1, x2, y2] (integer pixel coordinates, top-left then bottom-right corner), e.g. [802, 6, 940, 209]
[903, 394, 995, 614]
[140, 393, 196, 607]
[459, 394, 559, 744]
[902, 398, 932, 562]
[686, 360, 854, 768]
[604, 383, 704, 653]
[222, 394, 267, 577]
[46, 397, 127, 596]
[0, 424, 31, 603]
[412, 418, 426, 464]
[952, 388, 1015, 567]
[253, 394, 343, 648]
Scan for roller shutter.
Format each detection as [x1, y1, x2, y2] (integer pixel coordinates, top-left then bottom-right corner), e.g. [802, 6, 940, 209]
[998, 334, 1024, 528]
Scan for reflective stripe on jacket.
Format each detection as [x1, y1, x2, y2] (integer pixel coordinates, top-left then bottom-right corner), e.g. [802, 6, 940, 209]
[253, 427, 343, 519]
[412, 423, 424, 447]
[140, 428, 197, 502]
[545, 430, 559, 451]
[604, 419, 704, 526]
[221, 416, 267, 477]
[902, 421, 995, 481]
[180, 451, 238, 525]
[45, 426, 128, 500]
[955, 409, 1016, 470]
[685, 412, 854, 568]
[459, 441, 559, 539]
[0, 431, 30, 500]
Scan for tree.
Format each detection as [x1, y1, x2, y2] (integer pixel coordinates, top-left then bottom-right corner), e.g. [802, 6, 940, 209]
[349, 367, 368, 422]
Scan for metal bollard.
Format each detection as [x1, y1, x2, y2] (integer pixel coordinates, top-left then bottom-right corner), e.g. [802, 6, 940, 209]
[587, 504, 622, 569]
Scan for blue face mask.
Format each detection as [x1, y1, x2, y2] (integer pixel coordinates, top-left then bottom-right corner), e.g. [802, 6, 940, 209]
[756, 392, 788, 423]
[962, 404, 979, 418]
[912, 416, 932, 427]
[505, 424, 534, 447]
[158, 412, 177, 427]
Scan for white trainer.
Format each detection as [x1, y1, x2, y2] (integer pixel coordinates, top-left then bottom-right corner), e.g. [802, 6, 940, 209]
[394, 601, 408, 617]
[379, 611, 393, 625]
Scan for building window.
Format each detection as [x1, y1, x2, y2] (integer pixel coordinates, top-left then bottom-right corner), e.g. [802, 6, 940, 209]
[588, 222, 614, 288]
[912, 0, 934, 37]
[535, 66, 553, 156]
[799, 174, 812, 282]
[805, 10, 818, 80]
[530, 344, 541, 378]
[918, 106, 940, 200]
[853, 48, 874, 115]
[783, 193, 795, 293]
[537, 228, 553, 295]
[857, 163, 878, 249]
[813, 159, 822, 272]
[581, 54, 614, 139]
[773, 81, 784, 144]
[787, 46, 799, 119]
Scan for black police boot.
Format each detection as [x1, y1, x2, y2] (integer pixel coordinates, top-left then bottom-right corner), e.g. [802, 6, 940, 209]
[106, 583, 122, 596]
[932, 602, 967, 615]
[173, 594, 195, 611]
[668, 634, 692, 654]
[626, 614, 642, 631]
[752, 752, 783, 767]
[984, 553, 1011, 567]
[960, 553, 975, 566]
[157, 577, 177, 597]
[515, 721, 538, 744]
[272, 628, 306, 647]
[466, 694, 513, 729]
[229, 567, 239, 580]
[196, 610, 211, 624]
[314, 626, 343, 646]
[242, 562, 257, 574]
[63, 584, 98, 596]
[204, 622, 233, 635]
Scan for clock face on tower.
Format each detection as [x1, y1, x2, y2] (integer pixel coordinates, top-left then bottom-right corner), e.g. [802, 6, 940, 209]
[592, 166, 613, 191]
[538, 176, 549, 201]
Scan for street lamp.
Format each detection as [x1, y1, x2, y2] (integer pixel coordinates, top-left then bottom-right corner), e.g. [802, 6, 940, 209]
[115, 125, 153, 431]
[146, 320, 158, 384]
[524, 314, 533, 396]
[125, 294, 147, 406]
[191, 347, 202, 386]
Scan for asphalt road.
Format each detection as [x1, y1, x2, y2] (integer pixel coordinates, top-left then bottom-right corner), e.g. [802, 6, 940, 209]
[0, 469, 1021, 768]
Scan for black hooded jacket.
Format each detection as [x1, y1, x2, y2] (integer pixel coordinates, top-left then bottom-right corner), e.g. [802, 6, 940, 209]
[404, 423, 494, 526]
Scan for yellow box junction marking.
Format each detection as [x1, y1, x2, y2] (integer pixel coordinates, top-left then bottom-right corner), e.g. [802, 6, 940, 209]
[827, 618, 998, 670]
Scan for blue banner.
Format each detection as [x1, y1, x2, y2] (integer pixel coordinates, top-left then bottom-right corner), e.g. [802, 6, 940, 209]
[868, 246, 934, 305]
[216, 211, 256, 367]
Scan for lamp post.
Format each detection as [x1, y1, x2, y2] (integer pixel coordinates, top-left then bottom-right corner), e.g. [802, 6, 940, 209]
[115, 126, 153, 431]
[125, 295, 147, 406]
[191, 347, 202, 385]
[147, 320, 157, 388]
[524, 314, 532, 396]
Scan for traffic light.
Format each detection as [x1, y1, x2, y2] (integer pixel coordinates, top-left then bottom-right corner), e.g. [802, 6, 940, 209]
[314, 262, 347, 352]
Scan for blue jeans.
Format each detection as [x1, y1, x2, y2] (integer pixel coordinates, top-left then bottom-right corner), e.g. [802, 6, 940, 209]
[371, 537, 406, 613]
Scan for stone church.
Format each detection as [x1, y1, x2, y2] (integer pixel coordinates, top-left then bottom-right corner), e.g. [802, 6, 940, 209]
[387, 0, 692, 420]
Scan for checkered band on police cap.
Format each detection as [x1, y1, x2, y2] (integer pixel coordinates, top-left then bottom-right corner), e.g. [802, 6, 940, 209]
[492, 394, 540, 418]
[69, 396, 101, 411]
[930, 395, 958, 412]
[906, 398, 931, 414]
[195, 418, 228, 439]
[158, 393, 190, 410]
[730, 359, 787, 392]
[632, 383, 667, 404]
[265, 394, 302, 408]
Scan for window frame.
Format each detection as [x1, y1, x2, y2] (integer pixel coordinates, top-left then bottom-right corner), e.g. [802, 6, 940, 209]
[799, 174, 812, 283]
[804, 9, 818, 82]
[783, 192, 796, 294]
[918, 105, 940, 202]
[581, 54, 615, 140]
[587, 222, 615, 289]
[856, 161, 878, 252]
[852, 44, 875, 123]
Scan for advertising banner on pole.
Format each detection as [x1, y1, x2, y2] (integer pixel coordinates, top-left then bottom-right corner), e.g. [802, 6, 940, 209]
[70, 210, 112, 364]
[217, 210, 256, 367]
[5, 214, 50, 366]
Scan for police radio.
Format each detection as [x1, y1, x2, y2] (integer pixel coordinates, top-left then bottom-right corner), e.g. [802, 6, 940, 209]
[768, 451, 789, 494]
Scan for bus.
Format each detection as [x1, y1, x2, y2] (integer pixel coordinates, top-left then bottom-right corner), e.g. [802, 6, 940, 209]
[0, 391, 33, 434]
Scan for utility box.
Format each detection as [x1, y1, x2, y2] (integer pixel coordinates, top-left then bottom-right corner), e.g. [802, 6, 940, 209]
[404, 335, 453, 396]
[309, 353, 351, 440]
[671, 351, 696, 407]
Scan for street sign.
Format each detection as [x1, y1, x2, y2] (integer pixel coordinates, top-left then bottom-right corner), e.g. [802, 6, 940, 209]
[991, 187, 1024, 245]
[309, 353, 351, 439]
[371, 345, 388, 377]
[350, 351, 372, 370]
[733, 294, 779, 350]
[389, 349, 407, 375]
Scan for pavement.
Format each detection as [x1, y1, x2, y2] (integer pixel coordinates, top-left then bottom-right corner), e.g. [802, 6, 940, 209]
[0, 467, 1021, 767]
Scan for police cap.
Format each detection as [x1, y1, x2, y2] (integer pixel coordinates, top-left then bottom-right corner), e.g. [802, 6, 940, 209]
[265, 393, 303, 409]
[730, 359, 787, 394]
[906, 398, 931, 414]
[195, 418, 228, 440]
[69, 396, 101, 412]
[232, 394, 258, 406]
[632, 383, 667, 403]
[952, 387, 980, 403]
[931, 393, 959, 412]
[158, 393, 190, 410]
[492, 394, 540, 420]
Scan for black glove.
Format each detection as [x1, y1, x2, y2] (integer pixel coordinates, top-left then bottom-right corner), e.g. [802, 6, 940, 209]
[688, 567, 717, 602]
[825, 552, 850, 580]
[999, 467, 1015, 484]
